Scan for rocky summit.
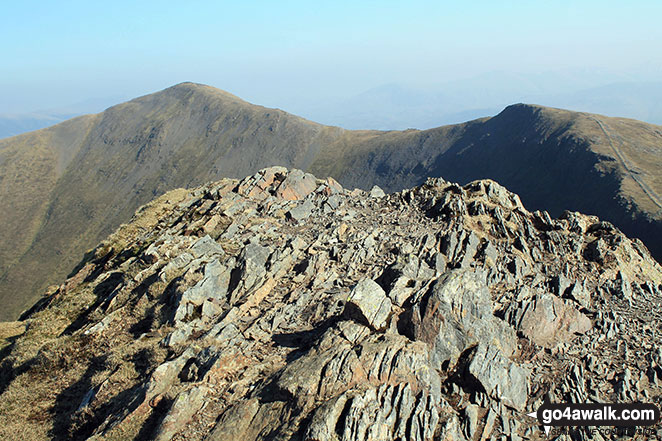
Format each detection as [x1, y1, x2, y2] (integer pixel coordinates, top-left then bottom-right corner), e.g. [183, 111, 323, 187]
[1, 167, 661, 440]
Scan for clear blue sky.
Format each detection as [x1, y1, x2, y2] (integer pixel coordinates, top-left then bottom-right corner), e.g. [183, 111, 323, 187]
[2, 0, 661, 113]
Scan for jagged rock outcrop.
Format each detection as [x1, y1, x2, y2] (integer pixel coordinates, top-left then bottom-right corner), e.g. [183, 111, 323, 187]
[0, 167, 661, 440]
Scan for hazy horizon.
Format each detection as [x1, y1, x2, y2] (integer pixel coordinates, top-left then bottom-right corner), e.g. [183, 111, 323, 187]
[3, 0, 662, 129]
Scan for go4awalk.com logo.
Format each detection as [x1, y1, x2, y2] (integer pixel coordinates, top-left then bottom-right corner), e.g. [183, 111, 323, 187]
[527, 402, 660, 436]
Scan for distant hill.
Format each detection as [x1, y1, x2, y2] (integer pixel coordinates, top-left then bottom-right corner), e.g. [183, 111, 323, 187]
[0, 82, 660, 320]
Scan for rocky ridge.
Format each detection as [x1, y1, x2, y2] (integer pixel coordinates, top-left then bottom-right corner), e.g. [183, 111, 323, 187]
[0, 166, 661, 440]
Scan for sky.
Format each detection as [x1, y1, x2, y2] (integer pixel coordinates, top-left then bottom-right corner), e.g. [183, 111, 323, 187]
[2, 0, 662, 115]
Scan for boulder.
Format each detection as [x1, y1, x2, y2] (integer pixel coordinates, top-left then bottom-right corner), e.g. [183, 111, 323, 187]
[412, 270, 517, 370]
[517, 293, 592, 348]
[468, 344, 530, 411]
[286, 199, 315, 221]
[346, 279, 393, 330]
[369, 185, 386, 198]
[174, 260, 232, 322]
[275, 169, 317, 200]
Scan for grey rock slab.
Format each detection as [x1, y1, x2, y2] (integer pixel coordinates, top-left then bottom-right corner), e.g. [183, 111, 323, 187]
[190, 235, 225, 259]
[356, 334, 443, 400]
[566, 280, 591, 307]
[369, 185, 386, 198]
[207, 322, 242, 346]
[305, 393, 350, 441]
[286, 199, 315, 221]
[201, 299, 223, 318]
[239, 242, 272, 291]
[585, 238, 608, 263]
[164, 322, 198, 346]
[388, 276, 419, 307]
[76, 388, 96, 413]
[325, 194, 343, 210]
[208, 398, 286, 441]
[432, 252, 447, 275]
[480, 406, 497, 441]
[220, 220, 241, 239]
[145, 348, 197, 399]
[346, 278, 393, 330]
[159, 252, 193, 282]
[84, 314, 115, 336]
[277, 333, 360, 407]
[337, 320, 371, 345]
[484, 180, 524, 210]
[175, 260, 231, 322]
[382, 254, 436, 306]
[441, 228, 465, 262]
[458, 231, 480, 268]
[481, 240, 499, 266]
[436, 410, 467, 441]
[468, 344, 530, 411]
[412, 269, 517, 370]
[155, 385, 211, 441]
[464, 403, 479, 439]
[228, 241, 273, 306]
[553, 274, 572, 297]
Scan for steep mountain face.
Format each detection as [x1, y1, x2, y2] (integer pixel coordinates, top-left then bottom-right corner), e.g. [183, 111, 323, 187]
[0, 167, 660, 440]
[1, 82, 661, 321]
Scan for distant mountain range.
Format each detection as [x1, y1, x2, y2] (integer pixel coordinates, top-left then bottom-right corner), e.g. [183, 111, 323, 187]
[0, 82, 660, 320]
[296, 80, 662, 130]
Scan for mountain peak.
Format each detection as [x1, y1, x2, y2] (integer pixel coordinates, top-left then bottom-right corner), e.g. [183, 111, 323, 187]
[162, 81, 246, 102]
[497, 102, 573, 120]
[116, 82, 252, 110]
